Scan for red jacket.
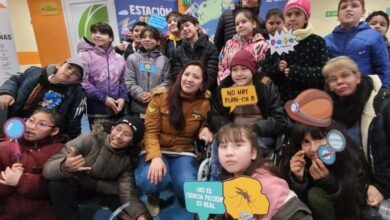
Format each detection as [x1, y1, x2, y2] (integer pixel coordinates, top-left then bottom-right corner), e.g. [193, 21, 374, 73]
[0, 138, 64, 220]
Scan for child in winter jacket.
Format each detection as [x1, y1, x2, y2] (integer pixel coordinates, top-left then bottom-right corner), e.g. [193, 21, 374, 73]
[0, 108, 66, 220]
[263, 0, 328, 103]
[126, 26, 170, 119]
[43, 115, 150, 220]
[78, 22, 128, 128]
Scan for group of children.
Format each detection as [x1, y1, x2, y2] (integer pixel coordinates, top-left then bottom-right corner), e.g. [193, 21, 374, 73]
[1, 0, 390, 219]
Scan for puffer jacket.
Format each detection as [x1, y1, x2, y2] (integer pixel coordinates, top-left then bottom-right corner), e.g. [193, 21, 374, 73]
[171, 34, 219, 91]
[143, 90, 210, 161]
[218, 33, 268, 83]
[325, 22, 390, 85]
[208, 74, 287, 137]
[0, 137, 64, 220]
[126, 47, 171, 114]
[43, 124, 147, 218]
[78, 38, 128, 117]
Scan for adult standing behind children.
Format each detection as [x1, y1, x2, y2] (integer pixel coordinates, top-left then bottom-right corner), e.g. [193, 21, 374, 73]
[262, 0, 328, 104]
[171, 15, 219, 92]
[0, 57, 87, 139]
[78, 22, 129, 128]
[126, 26, 170, 119]
[214, 0, 263, 53]
[325, 0, 390, 86]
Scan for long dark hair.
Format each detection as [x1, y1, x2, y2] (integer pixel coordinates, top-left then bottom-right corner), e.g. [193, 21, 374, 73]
[280, 122, 369, 219]
[215, 123, 281, 180]
[167, 61, 208, 130]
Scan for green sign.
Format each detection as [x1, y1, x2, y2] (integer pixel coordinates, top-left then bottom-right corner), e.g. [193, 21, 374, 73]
[326, 11, 338, 17]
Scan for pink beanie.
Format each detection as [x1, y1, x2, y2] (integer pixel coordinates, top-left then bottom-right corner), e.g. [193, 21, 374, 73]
[230, 50, 257, 74]
[283, 0, 311, 19]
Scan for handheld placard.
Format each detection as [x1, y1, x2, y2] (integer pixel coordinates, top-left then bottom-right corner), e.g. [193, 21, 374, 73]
[223, 176, 269, 219]
[184, 181, 226, 220]
[267, 29, 298, 56]
[318, 130, 346, 165]
[3, 118, 26, 162]
[221, 85, 258, 113]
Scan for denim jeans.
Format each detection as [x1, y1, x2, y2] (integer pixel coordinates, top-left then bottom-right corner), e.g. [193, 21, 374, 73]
[135, 154, 199, 198]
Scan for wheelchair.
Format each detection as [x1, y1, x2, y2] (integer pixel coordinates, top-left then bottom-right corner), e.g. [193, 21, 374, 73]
[197, 134, 286, 181]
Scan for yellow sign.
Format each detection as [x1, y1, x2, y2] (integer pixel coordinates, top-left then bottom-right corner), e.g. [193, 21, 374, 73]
[221, 85, 258, 113]
[41, 2, 59, 16]
[223, 176, 269, 219]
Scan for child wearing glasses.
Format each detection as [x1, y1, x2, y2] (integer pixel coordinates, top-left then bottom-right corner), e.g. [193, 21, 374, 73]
[43, 116, 150, 220]
[0, 108, 66, 220]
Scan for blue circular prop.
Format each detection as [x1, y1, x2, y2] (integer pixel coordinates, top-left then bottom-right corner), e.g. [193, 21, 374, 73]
[327, 130, 345, 152]
[4, 118, 25, 139]
[318, 145, 335, 165]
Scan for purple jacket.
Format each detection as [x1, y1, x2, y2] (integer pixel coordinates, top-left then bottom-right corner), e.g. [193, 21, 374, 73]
[78, 38, 128, 117]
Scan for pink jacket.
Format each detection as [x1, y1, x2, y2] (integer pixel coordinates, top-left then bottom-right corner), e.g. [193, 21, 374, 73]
[251, 168, 290, 220]
[218, 33, 268, 84]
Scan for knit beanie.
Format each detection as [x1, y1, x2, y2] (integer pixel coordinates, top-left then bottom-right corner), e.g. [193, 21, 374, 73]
[283, 0, 311, 19]
[230, 50, 257, 74]
[114, 115, 145, 146]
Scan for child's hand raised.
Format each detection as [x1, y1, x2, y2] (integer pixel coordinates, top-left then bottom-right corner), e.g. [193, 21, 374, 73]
[63, 147, 91, 173]
[309, 158, 329, 180]
[0, 164, 24, 186]
[278, 60, 288, 72]
[290, 150, 306, 181]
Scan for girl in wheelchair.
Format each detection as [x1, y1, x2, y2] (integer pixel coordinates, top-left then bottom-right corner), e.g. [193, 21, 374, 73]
[215, 123, 312, 220]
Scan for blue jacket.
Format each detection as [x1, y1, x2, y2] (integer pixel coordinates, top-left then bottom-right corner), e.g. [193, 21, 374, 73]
[325, 22, 390, 85]
[0, 65, 86, 138]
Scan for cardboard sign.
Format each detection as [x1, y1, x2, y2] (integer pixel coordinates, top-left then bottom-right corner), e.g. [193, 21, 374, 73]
[267, 29, 298, 56]
[184, 182, 226, 220]
[148, 14, 167, 29]
[221, 85, 258, 113]
[223, 176, 269, 219]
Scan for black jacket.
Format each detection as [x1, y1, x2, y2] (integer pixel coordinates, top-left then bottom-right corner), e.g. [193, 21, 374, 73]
[171, 34, 219, 91]
[0, 66, 86, 138]
[208, 73, 287, 137]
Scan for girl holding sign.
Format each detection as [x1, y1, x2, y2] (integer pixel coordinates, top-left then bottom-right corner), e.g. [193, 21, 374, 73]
[0, 108, 65, 220]
[215, 123, 312, 219]
[218, 8, 268, 84]
[281, 89, 369, 220]
[135, 61, 212, 217]
[262, 0, 328, 104]
[210, 50, 287, 149]
[126, 26, 171, 119]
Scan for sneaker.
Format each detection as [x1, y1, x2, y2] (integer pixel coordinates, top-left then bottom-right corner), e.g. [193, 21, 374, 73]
[146, 195, 160, 217]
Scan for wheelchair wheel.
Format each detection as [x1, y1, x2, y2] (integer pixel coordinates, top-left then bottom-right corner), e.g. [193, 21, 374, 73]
[197, 158, 211, 181]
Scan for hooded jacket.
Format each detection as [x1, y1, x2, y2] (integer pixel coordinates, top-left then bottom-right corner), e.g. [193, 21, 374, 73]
[126, 47, 171, 114]
[325, 22, 390, 85]
[0, 65, 86, 138]
[78, 38, 128, 117]
[43, 121, 147, 218]
[0, 137, 65, 220]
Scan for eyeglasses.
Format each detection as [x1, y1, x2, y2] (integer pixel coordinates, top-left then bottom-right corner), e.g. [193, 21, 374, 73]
[25, 118, 55, 129]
